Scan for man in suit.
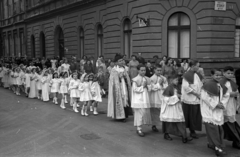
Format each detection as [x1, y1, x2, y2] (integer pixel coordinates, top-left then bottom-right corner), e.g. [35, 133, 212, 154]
[235, 67, 240, 114]
[145, 61, 154, 77]
[153, 55, 161, 66]
[235, 67, 240, 92]
[137, 53, 145, 65]
[90, 56, 97, 73]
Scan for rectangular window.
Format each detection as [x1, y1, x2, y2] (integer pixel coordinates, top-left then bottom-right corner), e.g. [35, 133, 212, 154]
[13, 33, 16, 56]
[235, 28, 240, 57]
[123, 19, 132, 58]
[180, 30, 190, 58]
[2, 35, 5, 56]
[8, 34, 12, 56]
[13, 1, 17, 15]
[4, 0, 7, 19]
[19, 31, 23, 56]
[168, 30, 178, 58]
[97, 34, 103, 56]
[5, 35, 8, 56]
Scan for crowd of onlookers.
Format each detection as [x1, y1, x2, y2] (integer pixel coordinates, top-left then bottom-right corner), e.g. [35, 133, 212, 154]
[0, 53, 205, 85]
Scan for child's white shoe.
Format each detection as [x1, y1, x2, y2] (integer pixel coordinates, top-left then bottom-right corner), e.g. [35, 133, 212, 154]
[90, 106, 93, 112]
[73, 107, 79, 113]
[93, 107, 98, 115]
[84, 112, 89, 116]
[81, 106, 85, 116]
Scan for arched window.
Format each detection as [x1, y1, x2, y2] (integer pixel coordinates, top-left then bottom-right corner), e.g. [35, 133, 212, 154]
[0, 35, 3, 57]
[13, 31, 17, 57]
[235, 18, 240, 57]
[79, 27, 84, 57]
[31, 35, 36, 58]
[97, 24, 103, 56]
[4, 34, 8, 56]
[54, 26, 64, 59]
[168, 12, 190, 58]
[123, 18, 132, 58]
[19, 29, 24, 57]
[2, 34, 6, 56]
[8, 32, 12, 57]
[40, 32, 46, 57]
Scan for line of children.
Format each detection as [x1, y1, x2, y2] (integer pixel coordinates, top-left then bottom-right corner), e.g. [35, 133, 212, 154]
[131, 64, 193, 143]
[131, 63, 240, 152]
[0, 64, 104, 117]
[0, 61, 239, 156]
[200, 67, 240, 156]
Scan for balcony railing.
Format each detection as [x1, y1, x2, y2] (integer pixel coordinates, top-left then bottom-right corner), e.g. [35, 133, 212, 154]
[0, 12, 25, 27]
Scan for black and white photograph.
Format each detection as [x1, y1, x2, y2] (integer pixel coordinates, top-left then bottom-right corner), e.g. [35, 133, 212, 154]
[0, 0, 240, 157]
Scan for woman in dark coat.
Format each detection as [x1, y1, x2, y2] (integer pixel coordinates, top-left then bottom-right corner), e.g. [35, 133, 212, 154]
[84, 60, 94, 74]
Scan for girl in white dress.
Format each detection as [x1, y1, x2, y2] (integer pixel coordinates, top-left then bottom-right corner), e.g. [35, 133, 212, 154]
[12, 68, 17, 94]
[76, 75, 82, 108]
[19, 67, 26, 94]
[41, 70, 50, 102]
[59, 72, 70, 109]
[49, 72, 60, 105]
[13, 68, 20, 95]
[79, 74, 93, 116]
[10, 68, 15, 93]
[15, 68, 22, 95]
[0, 65, 3, 87]
[29, 68, 37, 98]
[3, 65, 10, 88]
[7, 66, 12, 89]
[2, 65, 6, 88]
[90, 75, 103, 115]
[35, 68, 43, 99]
[24, 69, 31, 97]
[69, 73, 80, 113]
[47, 69, 53, 96]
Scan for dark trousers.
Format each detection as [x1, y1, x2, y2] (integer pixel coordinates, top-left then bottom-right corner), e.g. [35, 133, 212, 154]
[223, 121, 240, 142]
[162, 122, 187, 138]
[182, 103, 202, 131]
[205, 123, 224, 148]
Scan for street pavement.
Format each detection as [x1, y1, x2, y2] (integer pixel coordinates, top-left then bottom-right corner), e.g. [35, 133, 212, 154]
[0, 88, 239, 157]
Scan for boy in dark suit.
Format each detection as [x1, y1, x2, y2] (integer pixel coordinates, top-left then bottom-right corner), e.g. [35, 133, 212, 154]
[145, 61, 154, 77]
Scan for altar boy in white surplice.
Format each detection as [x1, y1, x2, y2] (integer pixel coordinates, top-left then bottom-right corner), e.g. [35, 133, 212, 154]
[150, 64, 168, 132]
[200, 69, 229, 156]
[161, 74, 193, 143]
[131, 65, 152, 137]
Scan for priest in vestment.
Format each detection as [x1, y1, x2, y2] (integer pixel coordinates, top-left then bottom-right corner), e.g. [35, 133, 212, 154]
[107, 53, 132, 122]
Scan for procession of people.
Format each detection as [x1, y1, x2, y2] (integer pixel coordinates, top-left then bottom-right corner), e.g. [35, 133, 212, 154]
[0, 53, 240, 156]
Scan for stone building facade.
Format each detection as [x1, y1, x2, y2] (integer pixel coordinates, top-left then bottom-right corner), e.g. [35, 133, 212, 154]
[0, 0, 240, 70]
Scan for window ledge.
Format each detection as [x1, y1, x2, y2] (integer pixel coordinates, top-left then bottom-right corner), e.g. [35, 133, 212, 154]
[198, 58, 240, 63]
